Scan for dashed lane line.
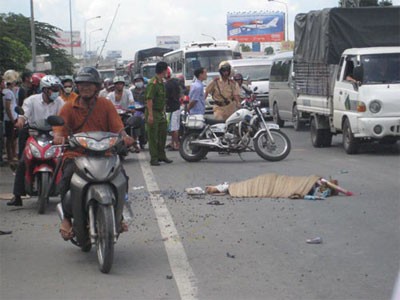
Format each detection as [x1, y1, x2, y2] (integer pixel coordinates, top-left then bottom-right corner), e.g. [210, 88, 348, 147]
[137, 152, 198, 300]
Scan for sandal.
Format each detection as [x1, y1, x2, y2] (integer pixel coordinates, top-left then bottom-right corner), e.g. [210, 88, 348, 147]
[60, 218, 74, 241]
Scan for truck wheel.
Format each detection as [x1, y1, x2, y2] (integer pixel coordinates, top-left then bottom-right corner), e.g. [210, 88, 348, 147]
[342, 118, 359, 154]
[272, 103, 284, 127]
[292, 105, 303, 131]
[310, 117, 326, 148]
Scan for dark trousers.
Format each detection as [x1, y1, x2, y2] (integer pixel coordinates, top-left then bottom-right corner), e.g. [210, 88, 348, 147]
[18, 127, 29, 160]
[13, 157, 26, 196]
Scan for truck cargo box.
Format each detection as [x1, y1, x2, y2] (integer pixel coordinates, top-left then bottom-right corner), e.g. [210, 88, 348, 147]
[294, 7, 400, 65]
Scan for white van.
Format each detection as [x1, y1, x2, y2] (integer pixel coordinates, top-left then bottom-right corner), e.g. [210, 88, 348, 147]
[227, 58, 273, 108]
[269, 51, 308, 130]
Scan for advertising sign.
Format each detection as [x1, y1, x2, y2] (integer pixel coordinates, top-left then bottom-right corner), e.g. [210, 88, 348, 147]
[106, 50, 122, 59]
[156, 36, 180, 50]
[227, 12, 285, 43]
[53, 31, 82, 56]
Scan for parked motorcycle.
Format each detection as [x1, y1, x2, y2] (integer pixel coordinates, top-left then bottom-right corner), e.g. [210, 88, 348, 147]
[115, 104, 145, 155]
[21, 118, 63, 214]
[179, 93, 291, 162]
[49, 116, 128, 273]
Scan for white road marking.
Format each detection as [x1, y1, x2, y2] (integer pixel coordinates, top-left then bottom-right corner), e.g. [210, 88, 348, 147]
[137, 152, 198, 300]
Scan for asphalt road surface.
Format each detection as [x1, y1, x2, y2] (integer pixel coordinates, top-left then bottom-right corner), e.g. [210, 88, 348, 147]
[1, 126, 399, 300]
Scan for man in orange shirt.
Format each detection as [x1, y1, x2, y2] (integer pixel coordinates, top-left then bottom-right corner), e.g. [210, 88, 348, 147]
[53, 67, 134, 240]
[59, 76, 78, 103]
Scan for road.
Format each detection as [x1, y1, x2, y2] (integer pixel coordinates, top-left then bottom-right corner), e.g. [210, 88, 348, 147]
[1, 126, 399, 300]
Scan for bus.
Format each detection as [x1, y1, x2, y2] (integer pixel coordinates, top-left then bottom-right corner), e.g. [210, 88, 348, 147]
[163, 40, 240, 86]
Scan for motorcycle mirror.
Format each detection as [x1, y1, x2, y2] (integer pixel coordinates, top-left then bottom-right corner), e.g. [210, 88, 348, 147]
[47, 115, 65, 126]
[15, 106, 24, 115]
[253, 86, 258, 92]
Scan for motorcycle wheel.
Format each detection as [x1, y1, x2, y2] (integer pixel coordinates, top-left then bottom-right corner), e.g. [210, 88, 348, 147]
[254, 129, 291, 161]
[38, 172, 51, 214]
[179, 132, 208, 162]
[95, 205, 115, 274]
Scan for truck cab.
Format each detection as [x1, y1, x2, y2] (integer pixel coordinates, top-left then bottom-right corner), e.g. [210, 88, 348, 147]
[332, 47, 400, 153]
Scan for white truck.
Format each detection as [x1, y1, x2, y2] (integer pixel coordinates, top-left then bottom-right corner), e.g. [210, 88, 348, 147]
[294, 7, 400, 154]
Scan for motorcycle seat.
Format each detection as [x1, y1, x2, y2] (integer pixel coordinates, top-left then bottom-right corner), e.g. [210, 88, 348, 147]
[204, 117, 225, 125]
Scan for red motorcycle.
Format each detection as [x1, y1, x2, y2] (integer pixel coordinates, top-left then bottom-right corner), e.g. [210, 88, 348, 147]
[22, 118, 63, 214]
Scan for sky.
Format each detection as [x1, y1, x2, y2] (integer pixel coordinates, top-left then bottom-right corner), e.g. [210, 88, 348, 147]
[1, 0, 399, 60]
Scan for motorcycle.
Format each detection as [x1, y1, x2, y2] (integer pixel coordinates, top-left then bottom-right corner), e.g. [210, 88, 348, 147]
[49, 116, 128, 273]
[179, 90, 291, 162]
[115, 104, 145, 155]
[21, 118, 63, 214]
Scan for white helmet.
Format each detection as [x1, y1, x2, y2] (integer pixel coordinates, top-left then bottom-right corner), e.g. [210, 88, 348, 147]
[3, 70, 20, 84]
[40, 75, 62, 91]
[113, 76, 125, 84]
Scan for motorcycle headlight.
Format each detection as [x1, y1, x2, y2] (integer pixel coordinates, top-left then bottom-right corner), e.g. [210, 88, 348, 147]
[29, 143, 41, 158]
[76, 136, 118, 151]
[44, 146, 57, 159]
[369, 100, 382, 114]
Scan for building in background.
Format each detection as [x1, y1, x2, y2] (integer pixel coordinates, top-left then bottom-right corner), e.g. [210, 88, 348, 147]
[156, 36, 180, 50]
[53, 31, 82, 57]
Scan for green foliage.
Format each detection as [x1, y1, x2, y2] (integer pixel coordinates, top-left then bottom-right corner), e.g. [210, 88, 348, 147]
[0, 36, 31, 73]
[0, 13, 73, 75]
[264, 46, 274, 55]
[240, 44, 252, 52]
[379, 0, 393, 6]
[360, 0, 378, 6]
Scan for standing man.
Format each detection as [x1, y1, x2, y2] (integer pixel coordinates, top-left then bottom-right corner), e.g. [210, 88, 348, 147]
[145, 61, 172, 166]
[205, 61, 241, 121]
[130, 74, 147, 149]
[7, 75, 64, 206]
[165, 67, 182, 151]
[188, 67, 207, 115]
[17, 71, 32, 107]
[60, 76, 78, 103]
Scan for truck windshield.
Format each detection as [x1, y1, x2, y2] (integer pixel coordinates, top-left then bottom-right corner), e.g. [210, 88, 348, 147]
[232, 65, 271, 82]
[361, 53, 400, 84]
[142, 65, 156, 79]
[185, 50, 232, 80]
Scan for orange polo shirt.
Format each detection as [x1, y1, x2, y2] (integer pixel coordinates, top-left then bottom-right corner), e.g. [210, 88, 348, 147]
[54, 96, 123, 160]
[60, 91, 79, 103]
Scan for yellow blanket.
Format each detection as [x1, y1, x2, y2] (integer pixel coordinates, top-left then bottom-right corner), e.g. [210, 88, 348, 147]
[228, 173, 321, 198]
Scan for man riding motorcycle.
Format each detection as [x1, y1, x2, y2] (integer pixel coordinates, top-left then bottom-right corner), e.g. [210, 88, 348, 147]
[233, 73, 252, 100]
[205, 61, 241, 121]
[129, 74, 147, 149]
[53, 67, 134, 240]
[7, 75, 64, 206]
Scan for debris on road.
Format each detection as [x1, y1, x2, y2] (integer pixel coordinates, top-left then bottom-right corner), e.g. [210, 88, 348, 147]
[185, 187, 205, 195]
[306, 237, 323, 244]
[207, 200, 224, 206]
[132, 186, 145, 191]
[166, 275, 173, 280]
[0, 230, 12, 235]
[226, 252, 236, 259]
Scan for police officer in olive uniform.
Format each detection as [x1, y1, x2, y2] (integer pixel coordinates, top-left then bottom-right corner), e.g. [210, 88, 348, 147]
[145, 61, 173, 166]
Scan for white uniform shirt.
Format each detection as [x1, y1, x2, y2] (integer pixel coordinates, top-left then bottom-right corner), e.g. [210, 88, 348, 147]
[107, 89, 134, 109]
[21, 93, 65, 125]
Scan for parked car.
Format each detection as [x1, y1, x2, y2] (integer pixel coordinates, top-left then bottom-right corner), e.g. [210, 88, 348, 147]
[227, 58, 273, 109]
[269, 51, 308, 130]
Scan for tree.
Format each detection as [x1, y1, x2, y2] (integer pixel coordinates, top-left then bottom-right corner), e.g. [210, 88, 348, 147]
[0, 13, 73, 75]
[379, 0, 393, 6]
[339, 0, 392, 6]
[264, 47, 274, 55]
[0, 36, 31, 73]
[240, 44, 251, 52]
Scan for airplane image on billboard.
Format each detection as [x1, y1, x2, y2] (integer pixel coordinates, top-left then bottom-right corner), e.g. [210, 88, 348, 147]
[227, 12, 285, 42]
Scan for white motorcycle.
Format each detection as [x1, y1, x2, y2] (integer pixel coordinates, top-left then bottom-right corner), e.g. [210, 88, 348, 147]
[179, 96, 291, 162]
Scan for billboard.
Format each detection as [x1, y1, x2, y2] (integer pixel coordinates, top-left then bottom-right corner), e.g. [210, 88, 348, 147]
[156, 36, 180, 50]
[53, 31, 82, 56]
[106, 50, 122, 59]
[227, 12, 285, 43]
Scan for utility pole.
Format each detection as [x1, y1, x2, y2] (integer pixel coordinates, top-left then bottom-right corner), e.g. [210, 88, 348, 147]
[69, 0, 74, 57]
[30, 0, 36, 71]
